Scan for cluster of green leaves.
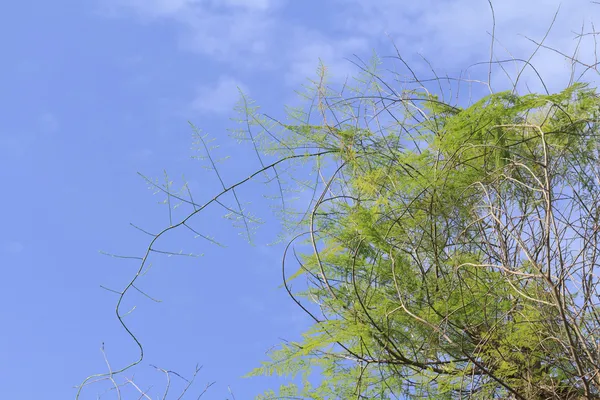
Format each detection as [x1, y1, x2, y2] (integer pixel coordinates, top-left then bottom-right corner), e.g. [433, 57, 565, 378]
[242, 73, 600, 399]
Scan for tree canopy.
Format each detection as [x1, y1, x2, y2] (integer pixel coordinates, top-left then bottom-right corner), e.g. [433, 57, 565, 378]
[80, 24, 600, 400]
[242, 67, 600, 399]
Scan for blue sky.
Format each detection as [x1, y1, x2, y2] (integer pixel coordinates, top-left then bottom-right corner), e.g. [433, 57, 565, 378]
[0, 0, 598, 398]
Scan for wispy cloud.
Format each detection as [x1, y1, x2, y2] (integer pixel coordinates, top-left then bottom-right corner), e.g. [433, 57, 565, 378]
[284, 31, 369, 85]
[98, 0, 370, 83]
[100, 0, 598, 93]
[190, 76, 248, 115]
[101, 0, 282, 63]
[331, 0, 597, 91]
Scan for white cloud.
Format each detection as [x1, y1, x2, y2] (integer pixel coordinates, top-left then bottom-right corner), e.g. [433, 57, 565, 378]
[101, 0, 599, 94]
[191, 76, 248, 115]
[331, 0, 598, 91]
[176, 9, 276, 60]
[101, 0, 282, 66]
[284, 31, 370, 86]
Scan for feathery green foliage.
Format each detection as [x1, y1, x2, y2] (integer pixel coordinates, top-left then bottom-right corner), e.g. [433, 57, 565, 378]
[241, 65, 600, 398]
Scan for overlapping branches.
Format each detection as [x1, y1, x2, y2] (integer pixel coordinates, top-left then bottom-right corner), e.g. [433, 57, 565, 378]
[80, 3, 600, 399]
